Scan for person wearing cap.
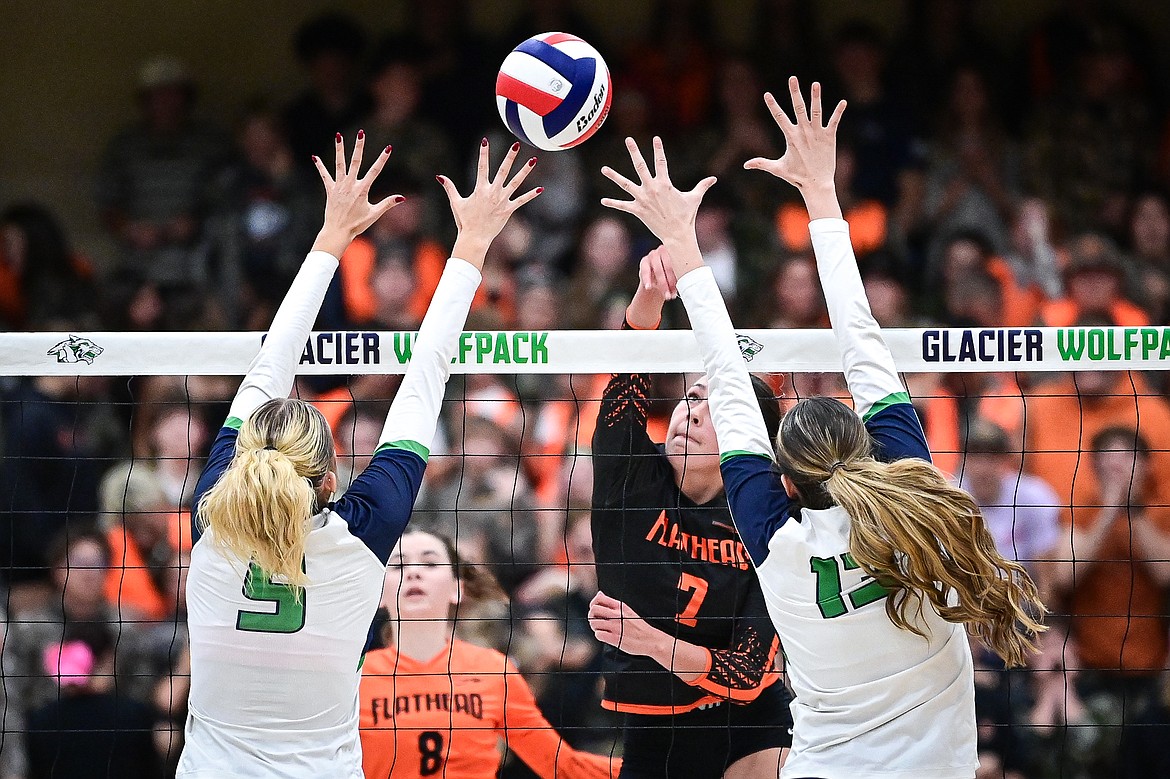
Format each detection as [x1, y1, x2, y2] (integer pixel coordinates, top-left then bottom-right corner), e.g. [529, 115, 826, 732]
[95, 55, 233, 289]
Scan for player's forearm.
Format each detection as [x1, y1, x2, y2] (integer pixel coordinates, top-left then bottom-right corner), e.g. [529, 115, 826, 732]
[450, 231, 492, 271]
[379, 258, 481, 455]
[808, 219, 906, 419]
[644, 633, 709, 684]
[675, 267, 775, 459]
[228, 251, 338, 424]
[799, 182, 844, 221]
[626, 288, 664, 330]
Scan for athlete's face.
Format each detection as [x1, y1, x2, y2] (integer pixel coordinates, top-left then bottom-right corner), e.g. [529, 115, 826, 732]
[384, 532, 459, 622]
[665, 379, 720, 460]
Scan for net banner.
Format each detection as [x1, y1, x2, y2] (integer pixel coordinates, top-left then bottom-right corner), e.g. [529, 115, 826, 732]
[6, 325, 1170, 376]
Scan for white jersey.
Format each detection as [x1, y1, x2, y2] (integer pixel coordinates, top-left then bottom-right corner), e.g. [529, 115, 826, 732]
[678, 219, 978, 779]
[177, 254, 482, 777]
[180, 513, 384, 778]
[759, 506, 975, 778]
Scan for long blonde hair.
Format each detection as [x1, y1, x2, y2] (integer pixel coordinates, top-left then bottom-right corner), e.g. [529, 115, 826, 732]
[197, 398, 334, 595]
[775, 397, 1046, 667]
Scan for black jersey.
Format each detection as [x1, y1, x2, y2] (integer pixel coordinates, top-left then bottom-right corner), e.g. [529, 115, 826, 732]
[590, 370, 785, 714]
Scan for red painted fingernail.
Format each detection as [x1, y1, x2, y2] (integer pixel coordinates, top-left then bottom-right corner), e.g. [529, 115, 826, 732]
[528, 157, 537, 166]
[335, 132, 342, 142]
[394, 195, 406, 203]
[511, 142, 521, 152]
[311, 155, 318, 163]
[535, 187, 544, 194]
[481, 137, 488, 147]
[435, 175, 444, 183]
[358, 129, 365, 140]
[385, 145, 392, 154]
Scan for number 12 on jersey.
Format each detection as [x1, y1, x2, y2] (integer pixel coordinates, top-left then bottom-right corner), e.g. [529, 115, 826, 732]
[810, 553, 888, 619]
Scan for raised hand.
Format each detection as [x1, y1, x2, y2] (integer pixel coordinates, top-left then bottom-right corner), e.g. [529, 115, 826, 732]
[311, 132, 403, 256]
[438, 139, 542, 269]
[602, 137, 717, 245]
[744, 77, 846, 218]
[626, 246, 678, 329]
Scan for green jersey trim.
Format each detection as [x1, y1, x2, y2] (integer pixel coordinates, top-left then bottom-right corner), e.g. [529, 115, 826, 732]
[375, 439, 430, 461]
[861, 391, 912, 423]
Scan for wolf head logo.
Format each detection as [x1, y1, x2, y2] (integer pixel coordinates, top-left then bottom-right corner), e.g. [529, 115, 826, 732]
[736, 333, 764, 362]
[47, 335, 104, 365]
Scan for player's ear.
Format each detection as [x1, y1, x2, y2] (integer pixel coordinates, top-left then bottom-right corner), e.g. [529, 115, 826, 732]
[780, 473, 800, 499]
[321, 471, 338, 501]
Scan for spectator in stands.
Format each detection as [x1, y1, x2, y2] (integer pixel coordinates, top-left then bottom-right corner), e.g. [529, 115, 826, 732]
[1002, 196, 1064, 301]
[0, 530, 152, 779]
[1040, 235, 1149, 326]
[336, 174, 448, 328]
[757, 252, 827, 329]
[282, 12, 370, 165]
[0, 203, 94, 330]
[922, 65, 1020, 269]
[828, 20, 926, 237]
[1023, 22, 1155, 234]
[358, 40, 455, 237]
[859, 251, 913, 327]
[620, 0, 716, 131]
[95, 56, 233, 290]
[25, 620, 164, 778]
[97, 464, 188, 624]
[415, 414, 539, 592]
[217, 104, 319, 328]
[1126, 190, 1170, 323]
[1043, 426, 1170, 777]
[0, 374, 110, 606]
[938, 230, 1041, 326]
[564, 216, 637, 330]
[958, 419, 1060, 574]
[127, 382, 209, 510]
[1024, 366, 1170, 516]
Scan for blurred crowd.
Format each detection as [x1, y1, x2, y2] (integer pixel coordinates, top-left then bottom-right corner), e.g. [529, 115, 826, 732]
[3, 1, 1170, 777]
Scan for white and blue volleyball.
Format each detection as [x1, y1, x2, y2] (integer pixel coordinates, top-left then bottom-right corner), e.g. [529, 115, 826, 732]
[495, 32, 612, 152]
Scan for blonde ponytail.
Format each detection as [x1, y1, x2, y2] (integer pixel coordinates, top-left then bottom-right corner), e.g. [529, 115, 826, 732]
[825, 459, 1046, 667]
[198, 398, 335, 596]
[776, 396, 1046, 668]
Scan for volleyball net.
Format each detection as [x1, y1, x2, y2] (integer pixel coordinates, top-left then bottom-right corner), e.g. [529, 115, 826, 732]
[2, 324, 1168, 776]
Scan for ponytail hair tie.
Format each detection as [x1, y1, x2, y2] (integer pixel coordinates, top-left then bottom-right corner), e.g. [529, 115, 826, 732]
[829, 461, 846, 475]
[263, 445, 277, 451]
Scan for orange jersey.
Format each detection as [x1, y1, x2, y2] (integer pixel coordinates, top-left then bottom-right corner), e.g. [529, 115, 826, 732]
[359, 640, 619, 779]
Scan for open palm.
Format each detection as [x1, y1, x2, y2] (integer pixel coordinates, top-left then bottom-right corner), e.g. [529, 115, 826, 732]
[744, 77, 846, 192]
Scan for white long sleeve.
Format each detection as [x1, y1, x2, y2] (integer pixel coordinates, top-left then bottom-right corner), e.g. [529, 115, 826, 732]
[378, 258, 481, 458]
[808, 218, 907, 420]
[227, 251, 338, 426]
[676, 266, 775, 461]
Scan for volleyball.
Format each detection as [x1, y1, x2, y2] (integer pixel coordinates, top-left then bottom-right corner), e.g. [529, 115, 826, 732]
[495, 32, 612, 152]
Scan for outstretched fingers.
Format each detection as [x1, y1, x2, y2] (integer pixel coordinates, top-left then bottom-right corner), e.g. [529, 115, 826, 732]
[827, 99, 847, 131]
[601, 165, 638, 197]
[348, 130, 366, 179]
[333, 133, 346, 180]
[435, 174, 462, 207]
[625, 137, 652, 184]
[689, 175, 718, 199]
[810, 82, 822, 127]
[652, 136, 670, 182]
[494, 142, 521, 186]
[788, 76, 808, 123]
[762, 91, 796, 136]
[507, 185, 544, 212]
[504, 154, 538, 195]
[474, 137, 491, 188]
[312, 154, 332, 186]
[359, 145, 393, 187]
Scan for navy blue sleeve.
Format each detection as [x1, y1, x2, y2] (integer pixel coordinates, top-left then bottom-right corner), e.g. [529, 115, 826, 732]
[720, 454, 799, 566]
[331, 447, 427, 564]
[191, 426, 239, 545]
[864, 402, 931, 464]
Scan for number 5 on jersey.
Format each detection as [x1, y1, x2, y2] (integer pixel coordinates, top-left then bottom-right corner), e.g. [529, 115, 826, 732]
[810, 553, 888, 619]
[236, 561, 307, 633]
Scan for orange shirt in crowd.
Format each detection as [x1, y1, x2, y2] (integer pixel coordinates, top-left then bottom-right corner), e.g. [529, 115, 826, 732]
[359, 640, 619, 779]
[341, 235, 500, 326]
[1040, 298, 1150, 328]
[777, 200, 887, 257]
[1022, 373, 1170, 511]
[985, 256, 1044, 327]
[104, 511, 192, 622]
[1062, 499, 1170, 674]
